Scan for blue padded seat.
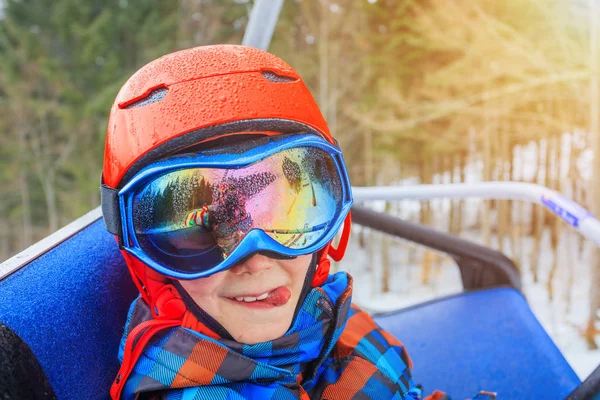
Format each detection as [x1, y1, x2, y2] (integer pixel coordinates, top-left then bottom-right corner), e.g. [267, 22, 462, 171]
[0, 216, 582, 399]
[373, 288, 581, 399]
[0, 218, 136, 400]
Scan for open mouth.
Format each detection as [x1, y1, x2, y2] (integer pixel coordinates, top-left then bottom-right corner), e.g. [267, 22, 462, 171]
[234, 292, 270, 302]
[227, 286, 291, 308]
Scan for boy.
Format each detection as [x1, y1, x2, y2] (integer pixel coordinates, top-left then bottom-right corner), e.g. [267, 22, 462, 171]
[101, 45, 445, 400]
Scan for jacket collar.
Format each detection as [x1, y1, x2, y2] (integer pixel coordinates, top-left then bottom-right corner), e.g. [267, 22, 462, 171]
[120, 272, 353, 393]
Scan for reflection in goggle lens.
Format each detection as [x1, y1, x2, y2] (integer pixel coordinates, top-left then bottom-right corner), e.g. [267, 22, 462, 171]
[131, 146, 343, 274]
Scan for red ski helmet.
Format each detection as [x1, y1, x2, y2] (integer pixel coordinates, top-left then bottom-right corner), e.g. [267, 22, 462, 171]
[102, 45, 351, 318]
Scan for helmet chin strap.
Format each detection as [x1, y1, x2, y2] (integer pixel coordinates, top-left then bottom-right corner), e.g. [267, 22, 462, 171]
[122, 252, 186, 320]
[112, 253, 184, 400]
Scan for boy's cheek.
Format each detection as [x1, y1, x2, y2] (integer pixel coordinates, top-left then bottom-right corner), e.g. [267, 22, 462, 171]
[178, 273, 224, 300]
[280, 255, 313, 280]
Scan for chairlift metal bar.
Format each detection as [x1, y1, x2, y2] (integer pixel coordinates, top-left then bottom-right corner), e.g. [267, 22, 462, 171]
[351, 205, 522, 291]
[0, 207, 103, 281]
[242, 0, 285, 50]
[353, 182, 600, 247]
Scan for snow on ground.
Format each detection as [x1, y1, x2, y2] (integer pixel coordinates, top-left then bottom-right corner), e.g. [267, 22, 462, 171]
[338, 213, 600, 381]
[517, 230, 600, 380]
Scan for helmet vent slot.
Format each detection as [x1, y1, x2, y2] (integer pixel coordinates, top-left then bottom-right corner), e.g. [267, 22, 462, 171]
[261, 71, 296, 83]
[122, 87, 168, 109]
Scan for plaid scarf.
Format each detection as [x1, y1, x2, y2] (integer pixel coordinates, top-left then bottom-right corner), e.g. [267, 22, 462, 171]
[118, 272, 423, 400]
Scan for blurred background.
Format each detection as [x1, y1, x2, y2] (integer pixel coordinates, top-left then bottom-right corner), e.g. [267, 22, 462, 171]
[1, 0, 600, 379]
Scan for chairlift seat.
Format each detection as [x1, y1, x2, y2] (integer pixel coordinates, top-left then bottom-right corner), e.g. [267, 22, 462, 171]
[0, 214, 582, 399]
[374, 288, 581, 399]
[0, 217, 136, 400]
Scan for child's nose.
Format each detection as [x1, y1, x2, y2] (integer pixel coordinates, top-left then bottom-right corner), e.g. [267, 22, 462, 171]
[229, 254, 274, 275]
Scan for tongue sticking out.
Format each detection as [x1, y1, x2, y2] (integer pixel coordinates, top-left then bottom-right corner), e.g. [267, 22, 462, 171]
[265, 287, 291, 306]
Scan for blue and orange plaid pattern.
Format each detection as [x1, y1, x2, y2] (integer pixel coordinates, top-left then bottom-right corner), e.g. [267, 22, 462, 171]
[118, 272, 425, 400]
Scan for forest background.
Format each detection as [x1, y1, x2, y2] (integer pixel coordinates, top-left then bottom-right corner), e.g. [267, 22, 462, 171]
[1, 0, 600, 360]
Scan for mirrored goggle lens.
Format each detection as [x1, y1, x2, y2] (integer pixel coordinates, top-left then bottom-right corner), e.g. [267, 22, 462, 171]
[131, 146, 344, 274]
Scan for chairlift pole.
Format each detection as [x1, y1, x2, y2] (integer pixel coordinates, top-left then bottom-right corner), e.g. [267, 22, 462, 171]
[242, 0, 285, 51]
[352, 182, 600, 247]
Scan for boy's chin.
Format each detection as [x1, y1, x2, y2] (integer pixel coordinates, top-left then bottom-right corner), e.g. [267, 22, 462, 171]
[221, 305, 295, 344]
[229, 322, 290, 344]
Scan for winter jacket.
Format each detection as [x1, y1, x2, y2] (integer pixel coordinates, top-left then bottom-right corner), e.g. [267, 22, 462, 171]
[117, 272, 442, 399]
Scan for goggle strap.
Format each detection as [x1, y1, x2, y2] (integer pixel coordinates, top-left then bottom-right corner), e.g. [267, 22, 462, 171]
[328, 212, 352, 262]
[150, 284, 186, 320]
[100, 181, 124, 247]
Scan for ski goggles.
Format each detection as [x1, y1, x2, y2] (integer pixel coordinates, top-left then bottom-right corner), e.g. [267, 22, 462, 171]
[101, 134, 353, 279]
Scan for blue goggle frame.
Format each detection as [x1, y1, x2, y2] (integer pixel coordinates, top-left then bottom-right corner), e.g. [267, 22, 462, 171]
[112, 134, 353, 279]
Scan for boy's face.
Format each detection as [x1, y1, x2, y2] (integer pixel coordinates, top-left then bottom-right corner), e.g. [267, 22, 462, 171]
[179, 253, 312, 344]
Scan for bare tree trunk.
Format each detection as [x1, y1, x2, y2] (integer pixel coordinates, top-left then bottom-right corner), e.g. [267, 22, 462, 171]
[449, 184, 456, 233]
[18, 172, 33, 248]
[570, 135, 587, 260]
[433, 155, 446, 278]
[586, 0, 600, 349]
[530, 139, 545, 283]
[28, 111, 62, 234]
[364, 130, 374, 188]
[544, 134, 553, 227]
[578, 181, 588, 259]
[0, 208, 8, 261]
[529, 142, 540, 236]
[382, 201, 391, 293]
[566, 133, 577, 311]
[497, 122, 510, 253]
[547, 215, 560, 300]
[41, 170, 59, 233]
[17, 126, 33, 248]
[508, 143, 520, 267]
[363, 126, 376, 293]
[547, 135, 562, 301]
[511, 144, 524, 268]
[481, 127, 492, 246]
[420, 157, 433, 284]
[516, 201, 525, 271]
[407, 246, 418, 266]
[458, 151, 466, 235]
[380, 157, 395, 293]
[449, 154, 459, 235]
